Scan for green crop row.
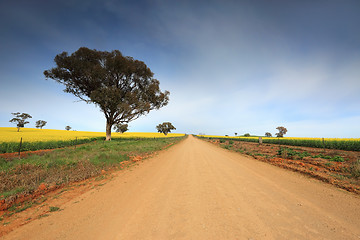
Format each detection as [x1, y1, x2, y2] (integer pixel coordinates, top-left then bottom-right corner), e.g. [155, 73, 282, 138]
[0, 137, 105, 154]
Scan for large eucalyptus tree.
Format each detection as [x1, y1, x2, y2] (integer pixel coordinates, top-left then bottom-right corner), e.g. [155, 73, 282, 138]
[44, 47, 169, 140]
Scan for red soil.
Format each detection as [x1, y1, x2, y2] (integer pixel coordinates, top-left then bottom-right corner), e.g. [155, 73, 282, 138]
[207, 139, 360, 194]
[0, 149, 55, 160]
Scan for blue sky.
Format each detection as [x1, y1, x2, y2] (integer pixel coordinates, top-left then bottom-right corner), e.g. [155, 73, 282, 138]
[0, 0, 359, 137]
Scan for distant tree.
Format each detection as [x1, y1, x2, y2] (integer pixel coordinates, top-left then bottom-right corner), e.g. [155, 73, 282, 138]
[275, 126, 287, 138]
[265, 132, 272, 137]
[156, 122, 176, 136]
[235, 132, 238, 136]
[44, 47, 169, 141]
[9, 112, 32, 132]
[65, 126, 71, 131]
[225, 135, 229, 137]
[114, 123, 128, 133]
[35, 120, 47, 129]
[244, 133, 250, 137]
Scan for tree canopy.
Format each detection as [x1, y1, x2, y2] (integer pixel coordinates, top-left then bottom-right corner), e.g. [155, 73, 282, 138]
[44, 47, 169, 140]
[265, 132, 272, 137]
[114, 123, 128, 133]
[36, 120, 47, 129]
[275, 126, 287, 137]
[9, 112, 32, 132]
[156, 122, 176, 135]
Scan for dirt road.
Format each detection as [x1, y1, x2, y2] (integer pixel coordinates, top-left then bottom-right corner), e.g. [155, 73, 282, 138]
[3, 135, 360, 239]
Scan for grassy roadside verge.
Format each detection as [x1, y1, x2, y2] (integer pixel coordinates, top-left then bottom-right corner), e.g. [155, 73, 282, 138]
[0, 137, 105, 154]
[0, 136, 186, 209]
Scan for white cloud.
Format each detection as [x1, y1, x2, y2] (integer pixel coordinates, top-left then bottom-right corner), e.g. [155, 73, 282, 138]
[1, 0, 359, 137]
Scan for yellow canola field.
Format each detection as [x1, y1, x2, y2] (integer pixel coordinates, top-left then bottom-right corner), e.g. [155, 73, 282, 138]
[198, 134, 360, 141]
[0, 127, 184, 143]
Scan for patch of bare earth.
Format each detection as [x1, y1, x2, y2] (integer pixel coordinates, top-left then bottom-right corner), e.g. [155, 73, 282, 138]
[0, 149, 55, 160]
[0, 154, 147, 237]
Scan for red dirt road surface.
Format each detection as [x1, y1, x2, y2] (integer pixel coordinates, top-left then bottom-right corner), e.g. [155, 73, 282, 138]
[2, 135, 360, 239]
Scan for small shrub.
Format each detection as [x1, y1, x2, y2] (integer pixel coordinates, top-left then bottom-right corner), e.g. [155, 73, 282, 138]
[277, 147, 311, 160]
[320, 154, 331, 160]
[277, 147, 292, 159]
[324, 162, 333, 167]
[330, 156, 344, 162]
[49, 206, 60, 212]
[15, 202, 33, 213]
[350, 160, 360, 178]
[220, 139, 225, 143]
[229, 140, 234, 145]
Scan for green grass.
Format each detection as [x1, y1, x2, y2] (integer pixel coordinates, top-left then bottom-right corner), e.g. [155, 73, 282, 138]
[330, 173, 346, 180]
[223, 145, 231, 150]
[329, 156, 345, 162]
[15, 202, 33, 213]
[0, 187, 25, 199]
[277, 147, 311, 160]
[4, 201, 33, 215]
[312, 154, 344, 162]
[325, 162, 333, 167]
[0, 137, 185, 202]
[276, 147, 346, 161]
[1, 138, 181, 171]
[0, 137, 105, 153]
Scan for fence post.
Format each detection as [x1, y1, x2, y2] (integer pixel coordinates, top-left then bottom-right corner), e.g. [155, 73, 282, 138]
[75, 137, 77, 149]
[322, 138, 325, 153]
[259, 137, 263, 145]
[18, 137, 23, 156]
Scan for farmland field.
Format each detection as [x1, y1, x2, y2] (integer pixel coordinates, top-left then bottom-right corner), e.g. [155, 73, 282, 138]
[197, 135, 360, 151]
[0, 127, 185, 153]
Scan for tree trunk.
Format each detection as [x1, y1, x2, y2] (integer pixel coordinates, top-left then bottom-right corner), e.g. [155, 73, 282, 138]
[106, 122, 112, 141]
[17, 127, 20, 132]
